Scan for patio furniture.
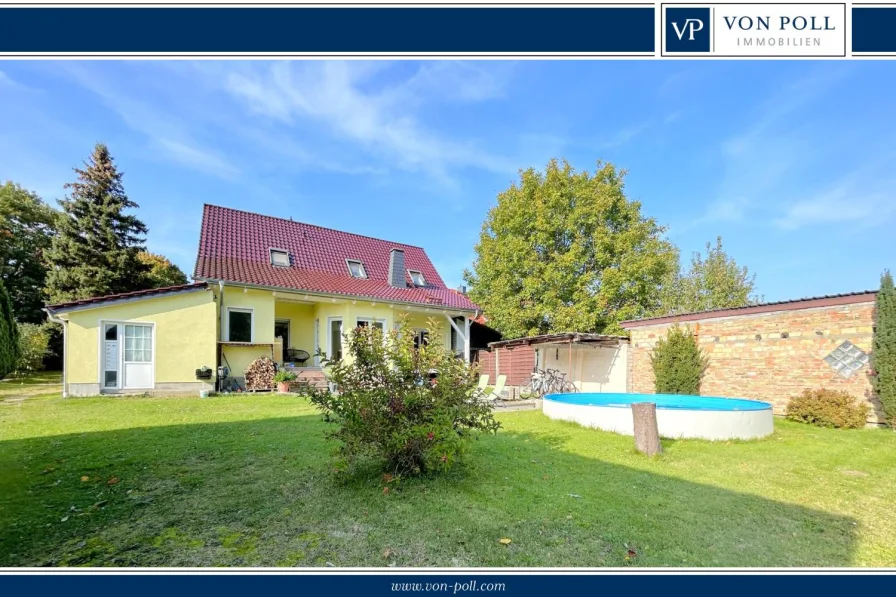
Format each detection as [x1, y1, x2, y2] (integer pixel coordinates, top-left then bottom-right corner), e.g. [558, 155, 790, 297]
[477, 374, 489, 392]
[481, 374, 506, 406]
[285, 349, 311, 366]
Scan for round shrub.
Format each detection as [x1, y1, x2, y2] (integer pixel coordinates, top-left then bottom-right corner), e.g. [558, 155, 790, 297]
[307, 315, 500, 477]
[785, 389, 869, 429]
[650, 325, 709, 395]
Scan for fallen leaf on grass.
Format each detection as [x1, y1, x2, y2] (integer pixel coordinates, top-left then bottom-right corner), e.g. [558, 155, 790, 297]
[382, 487, 389, 495]
[498, 538, 512, 545]
[568, 493, 582, 499]
[382, 548, 392, 559]
[107, 477, 119, 485]
[80, 476, 89, 482]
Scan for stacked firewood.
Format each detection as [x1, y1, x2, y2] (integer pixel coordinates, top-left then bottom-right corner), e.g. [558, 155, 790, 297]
[245, 356, 276, 391]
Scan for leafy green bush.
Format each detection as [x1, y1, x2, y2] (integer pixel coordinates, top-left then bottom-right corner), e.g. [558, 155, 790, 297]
[307, 315, 500, 477]
[272, 369, 297, 383]
[785, 389, 869, 429]
[15, 322, 49, 376]
[650, 325, 709, 395]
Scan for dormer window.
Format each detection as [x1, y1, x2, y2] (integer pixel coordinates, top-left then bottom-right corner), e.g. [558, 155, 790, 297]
[408, 270, 425, 286]
[346, 259, 367, 279]
[270, 248, 290, 267]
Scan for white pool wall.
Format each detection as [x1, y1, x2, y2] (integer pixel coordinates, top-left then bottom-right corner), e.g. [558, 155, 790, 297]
[542, 397, 774, 441]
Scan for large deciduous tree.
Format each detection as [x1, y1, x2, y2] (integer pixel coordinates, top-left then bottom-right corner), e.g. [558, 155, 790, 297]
[872, 270, 896, 428]
[137, 251, 188, 288]
[464, 159, 677, 338]
[0, 182, 58, 323]
[44, 144, 150, 304]
[656, 237, 760, 316]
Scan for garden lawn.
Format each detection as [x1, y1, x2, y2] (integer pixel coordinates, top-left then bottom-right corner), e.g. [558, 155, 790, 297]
[1, 384, 895, 567]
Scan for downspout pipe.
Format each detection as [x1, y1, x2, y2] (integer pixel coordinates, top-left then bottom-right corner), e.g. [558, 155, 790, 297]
[44, 309, 68, 398]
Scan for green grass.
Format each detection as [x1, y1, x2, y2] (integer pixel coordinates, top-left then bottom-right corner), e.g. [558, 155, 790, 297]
[1, 377, 895, 567]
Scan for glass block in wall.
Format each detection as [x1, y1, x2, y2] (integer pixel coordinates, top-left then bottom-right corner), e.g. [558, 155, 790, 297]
[824, 341, 868, 379]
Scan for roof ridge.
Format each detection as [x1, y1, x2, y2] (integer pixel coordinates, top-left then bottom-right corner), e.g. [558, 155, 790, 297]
[46, 282, 208, 312]
[203, 203, 427, 251]
[622, 289, 878, 326]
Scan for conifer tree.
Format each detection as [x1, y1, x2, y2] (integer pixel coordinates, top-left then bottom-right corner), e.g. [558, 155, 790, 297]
[872, 270, 896, 428]
[44, 144, 149, 304]
[0, 279, 21, 379]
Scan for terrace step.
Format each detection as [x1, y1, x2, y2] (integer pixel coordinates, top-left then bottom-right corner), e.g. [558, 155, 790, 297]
[288, 369, 329, 391]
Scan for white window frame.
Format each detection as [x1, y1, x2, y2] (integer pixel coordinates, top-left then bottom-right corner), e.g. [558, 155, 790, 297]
[226, 307, 254, 343]
[408, 270, 425, 286]
[346, 259, 367, 279]
[123, 323, 154, 364]
[96, 319, 156, 390]
[356, 317, 387, 330]
[270, 248, 290, 267]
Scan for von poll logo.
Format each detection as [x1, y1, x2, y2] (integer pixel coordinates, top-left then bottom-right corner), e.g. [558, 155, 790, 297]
[663, 4, 846, 57]
[666, 7, 711, 52]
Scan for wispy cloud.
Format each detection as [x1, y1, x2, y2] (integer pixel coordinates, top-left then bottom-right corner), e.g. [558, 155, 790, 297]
[0, 70, 35, 92]
[58, 64, 240, 180]
[773, 167, 896, 231]
[594, 121, 652, 150]
[684, 68, 854, 231]
[222, 62, 515, 184]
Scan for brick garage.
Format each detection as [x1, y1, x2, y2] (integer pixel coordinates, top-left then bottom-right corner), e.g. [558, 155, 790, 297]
[621, 291, 884, 424]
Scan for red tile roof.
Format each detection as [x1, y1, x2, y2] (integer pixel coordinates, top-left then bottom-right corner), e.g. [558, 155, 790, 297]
[193, 204, 479, 311]
[621, 290, 877, 328]
[46, 282, 209, 313]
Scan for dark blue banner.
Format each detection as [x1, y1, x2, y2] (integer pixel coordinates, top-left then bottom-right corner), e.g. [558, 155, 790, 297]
[2, 574, 895, 596]
[852, 6, 896, 53]
[0, 7, 655, 54]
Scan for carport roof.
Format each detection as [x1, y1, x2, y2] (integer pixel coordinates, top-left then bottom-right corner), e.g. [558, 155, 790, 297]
[488, 332, 627, 349]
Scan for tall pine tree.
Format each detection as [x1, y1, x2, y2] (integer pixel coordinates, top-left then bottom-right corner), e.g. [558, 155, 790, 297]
[0, 279, 21, 379]
[872, 270, 896, 428]
[45, 144, 150, 304]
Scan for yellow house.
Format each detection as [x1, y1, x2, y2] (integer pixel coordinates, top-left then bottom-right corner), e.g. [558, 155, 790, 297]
[45, 204, 480, 397]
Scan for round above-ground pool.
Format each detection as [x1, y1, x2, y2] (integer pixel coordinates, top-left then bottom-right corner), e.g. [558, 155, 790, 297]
[543, 393, 773, 440]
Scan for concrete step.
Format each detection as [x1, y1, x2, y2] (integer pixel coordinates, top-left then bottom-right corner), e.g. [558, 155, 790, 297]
[289, 369, 329, 391]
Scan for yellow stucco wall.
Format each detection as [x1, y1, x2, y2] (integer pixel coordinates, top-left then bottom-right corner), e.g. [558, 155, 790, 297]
[63, 289, 217, 384]
[219, 286, 278, 375]
[64, 283, 466, 385]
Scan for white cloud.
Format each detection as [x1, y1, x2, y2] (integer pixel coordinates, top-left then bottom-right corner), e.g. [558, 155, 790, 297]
[222, 62, 516, 184]
[0, 70, 32, 91]
[684, 68, 854, 231]
[59, 64, 240, 181]
[595, 121, 652, 150]
[773, 175, 896, 231]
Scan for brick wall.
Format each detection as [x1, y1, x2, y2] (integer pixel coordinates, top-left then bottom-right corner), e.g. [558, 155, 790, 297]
[626, 300, 883, 424]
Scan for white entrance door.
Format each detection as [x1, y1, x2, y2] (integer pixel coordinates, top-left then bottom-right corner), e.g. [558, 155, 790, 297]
[122, 324, 153, 389]
[327, 317, 343, 361]
[102, 323, 120, 389]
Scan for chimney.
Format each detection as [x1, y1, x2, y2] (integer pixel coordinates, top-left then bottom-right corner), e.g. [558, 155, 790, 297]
[389, 249, 406, 288]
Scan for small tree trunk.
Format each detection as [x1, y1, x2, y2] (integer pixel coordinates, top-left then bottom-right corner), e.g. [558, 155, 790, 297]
[632, 402, 662, 456]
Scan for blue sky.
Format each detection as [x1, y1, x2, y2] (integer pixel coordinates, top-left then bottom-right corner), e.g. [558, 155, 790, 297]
[0, 61, 893, 301]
